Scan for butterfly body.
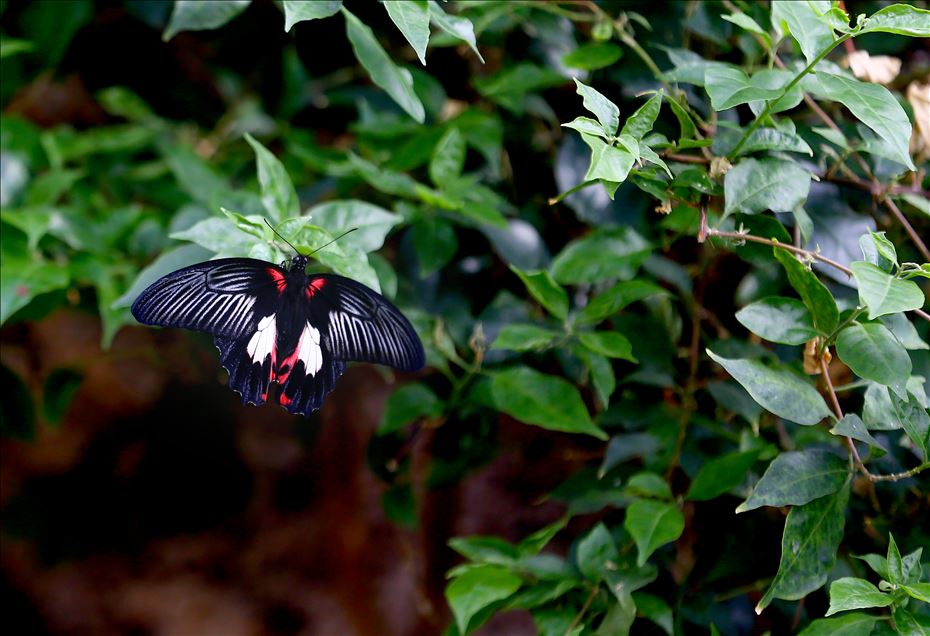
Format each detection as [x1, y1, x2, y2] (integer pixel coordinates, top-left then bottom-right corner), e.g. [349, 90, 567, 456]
[132, 254, 424, 416]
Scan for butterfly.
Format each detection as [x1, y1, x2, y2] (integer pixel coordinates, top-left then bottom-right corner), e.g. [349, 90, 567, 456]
[131, 244, 425, 416]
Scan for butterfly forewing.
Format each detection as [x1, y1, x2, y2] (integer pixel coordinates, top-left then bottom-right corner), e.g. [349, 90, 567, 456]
[131, 259, 283, 339]
[309, 274, 425, 372]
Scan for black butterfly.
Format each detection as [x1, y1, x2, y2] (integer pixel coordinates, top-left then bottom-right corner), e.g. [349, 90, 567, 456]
[131, 252, 424, 416]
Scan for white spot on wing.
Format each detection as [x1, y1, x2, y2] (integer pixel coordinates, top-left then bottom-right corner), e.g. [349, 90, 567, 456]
[247, 314, 276, 363]
[296, 322, 323, 377]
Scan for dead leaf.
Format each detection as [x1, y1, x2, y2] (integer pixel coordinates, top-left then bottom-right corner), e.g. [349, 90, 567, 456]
[907, 81, 930, 158]
[803, 337, 830, 375]
[845, 51, 901, 85]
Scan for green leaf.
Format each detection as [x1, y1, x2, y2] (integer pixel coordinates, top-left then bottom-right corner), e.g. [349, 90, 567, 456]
[815, 73, 915, 171]
[576, 280, 665, 326]
[737, 449, 849, 513]
[0, 257, 69, 324]
[244, 133, 299, 222]
[830, 414, 885, 451]
[706, 350, 832, 426]
[562, 116, 611, 138]
[573, 345, 615, 407]
[578, 331, 636, 362]
[860, 4, 930, 37]
[562, 43, 622, 71]
[756, 482, 849, 612]
[868, 231, 898, 267]
[343, 7, 425, 123]
[428, 1, 483, 63]
[551, 228, 650, 285]
[902, 582, 930, 603]
[736, 296, 819, 345]
[573, 78, 619, 136]
[625, 472, 672, 500]
[891, 392, 930, 460]
[307, 199, 401, 253]
[160, 143, 230, 207]
[774, 248, 839, 333]
[825, 578, 893, 616]
[383, 0, 429, 65]
[378, 383, 443, 435]
[282, 0, 340, 30]
[620, 93, 662, 141]
[851, 261, 925, 319]
[411, 216, 457, 276]
[687, 449, 762, 501]
[886, 533, 904, 584]
[722, 12, 770, 42]
[1, 208, 53, 250]
[429, 127, 466, 186]
[491, 367, 606, 440]
[510, 266, 568, 320]
[283, 222, 381, 292]
[0, 38, 34, 59]
[729, 127, 813, 157]
[770, 0, 835, 65]
[41, 368, 82, 427]
[580, 133, 636, 188]
[492, 325, 560, 351]
[445, 565, 522, 635]
[835, 322, 911, 399]
[576, 523, 619, 581]
[632, 592, 673, 636]
[163, 0, 251, 40]
[624, 499, 684, 567]
[724, 158, 811, 215]
[797, 612, 877, 636]
[169, 217, 252, 255]
[892, 607, 924, 636]
[704, 66, 784, 111]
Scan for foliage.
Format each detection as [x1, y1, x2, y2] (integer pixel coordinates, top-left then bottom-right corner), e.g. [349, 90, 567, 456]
[1, 0, 929, 634]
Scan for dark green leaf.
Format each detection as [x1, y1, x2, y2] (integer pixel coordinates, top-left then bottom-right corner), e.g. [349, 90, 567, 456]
[625, 472, 672, 500]
[551, 228, 650, 285]
[41, 368, 82, 427]
[164, 0, 251, 40]
[445, 565, 522, 635]
[757, 482, 849, 612]
[891, 392, 930, 460]
[578, 331, 636, 362]
[491, 367, 606, 439]
[735, 296, 819, 345]
[706, 350, 832, 426]
[825, 578, 893, 616]
[835, 322, 910, 399]
[575, 280, 665, 326]
[737, 450, 849, 513]
[562, 43, 622, 71]
[797, 612, 877, 636]
[687, 448, 761, 501]
[770, 0, 835, 65]
[343, 7, 425, 123]
[624, 499, 684, 566]
[378, 383, 443, 435]
[576, 522, 619, 581]
[830, 414, 885, 451]
[244, 133, 299, 222]
[724, 158, 811, 215]
[411, 216, 457, 276]
[620, 93, 662, 141]
[429, 127, 466, 186]
[492, 324, 559, 351]
[774, 248, 839, 333]
[704, 66, 783, 111]
[510, 266, 568, 320]
[632, 592, 673, 636]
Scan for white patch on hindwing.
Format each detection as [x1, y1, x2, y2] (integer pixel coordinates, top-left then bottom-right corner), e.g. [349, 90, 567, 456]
[246, 314, 277, 363]
[296, 322, 323, 377]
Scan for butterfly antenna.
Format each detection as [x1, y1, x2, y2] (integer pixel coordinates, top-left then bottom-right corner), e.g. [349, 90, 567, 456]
[307, 227, 358, 257]
[264, 219, 301, 255]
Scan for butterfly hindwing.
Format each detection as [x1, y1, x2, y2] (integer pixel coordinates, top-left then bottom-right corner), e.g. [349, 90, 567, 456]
[131, 258, 283, 339]
[307, 274, 425, 372]
[215, 334, 273, 406]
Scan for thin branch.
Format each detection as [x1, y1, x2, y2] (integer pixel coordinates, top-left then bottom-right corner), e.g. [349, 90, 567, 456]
[870, 462, 930, 482]
[564, 586, 600, 636]
[705, 228, 853, 277]
[881, 196, 930, 262]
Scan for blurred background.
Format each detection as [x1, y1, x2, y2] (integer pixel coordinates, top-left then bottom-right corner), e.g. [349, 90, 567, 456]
[1, 1, 928, 635]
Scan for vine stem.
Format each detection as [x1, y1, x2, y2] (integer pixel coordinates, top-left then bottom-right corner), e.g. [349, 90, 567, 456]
[703, 228, 853, 276]
[564, 585, 600, 636]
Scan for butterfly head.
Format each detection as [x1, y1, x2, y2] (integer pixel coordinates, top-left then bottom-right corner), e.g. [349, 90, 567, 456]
[290, 254, 309, 272]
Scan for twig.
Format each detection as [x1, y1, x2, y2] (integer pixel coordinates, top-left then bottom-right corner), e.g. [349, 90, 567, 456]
[869, 462, 930, 482]
[564, 586, 600, 636]
[881, 196, 930, 262]
[705, 228, 853, 277]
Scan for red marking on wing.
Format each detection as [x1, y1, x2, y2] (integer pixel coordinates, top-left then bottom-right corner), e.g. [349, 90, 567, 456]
[306, 277, 326, 299]
[268, 267, 286, 294]
[279, 392, 293, 407]
[273, 344, 301, 385]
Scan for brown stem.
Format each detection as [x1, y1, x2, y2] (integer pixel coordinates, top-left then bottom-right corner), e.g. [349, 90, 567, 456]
[869, 462, 930, 482]
[705, 229, 853, 277]
[881, 196, 930, 262]
[665, 153, 711, 164]
[564, 586, 600, 636]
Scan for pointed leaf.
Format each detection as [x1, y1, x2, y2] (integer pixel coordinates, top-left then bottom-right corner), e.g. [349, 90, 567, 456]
[283, 0, 340, 30]
[383, 0, 430, 65]
[737, 450, 848, 513]
[851, 261, 924, 319]
[624, 499, 684, 567]
[835, 322, 910, 399]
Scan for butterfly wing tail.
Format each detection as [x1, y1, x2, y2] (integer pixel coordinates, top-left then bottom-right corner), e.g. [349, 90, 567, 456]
[278, 356, 346, 417]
